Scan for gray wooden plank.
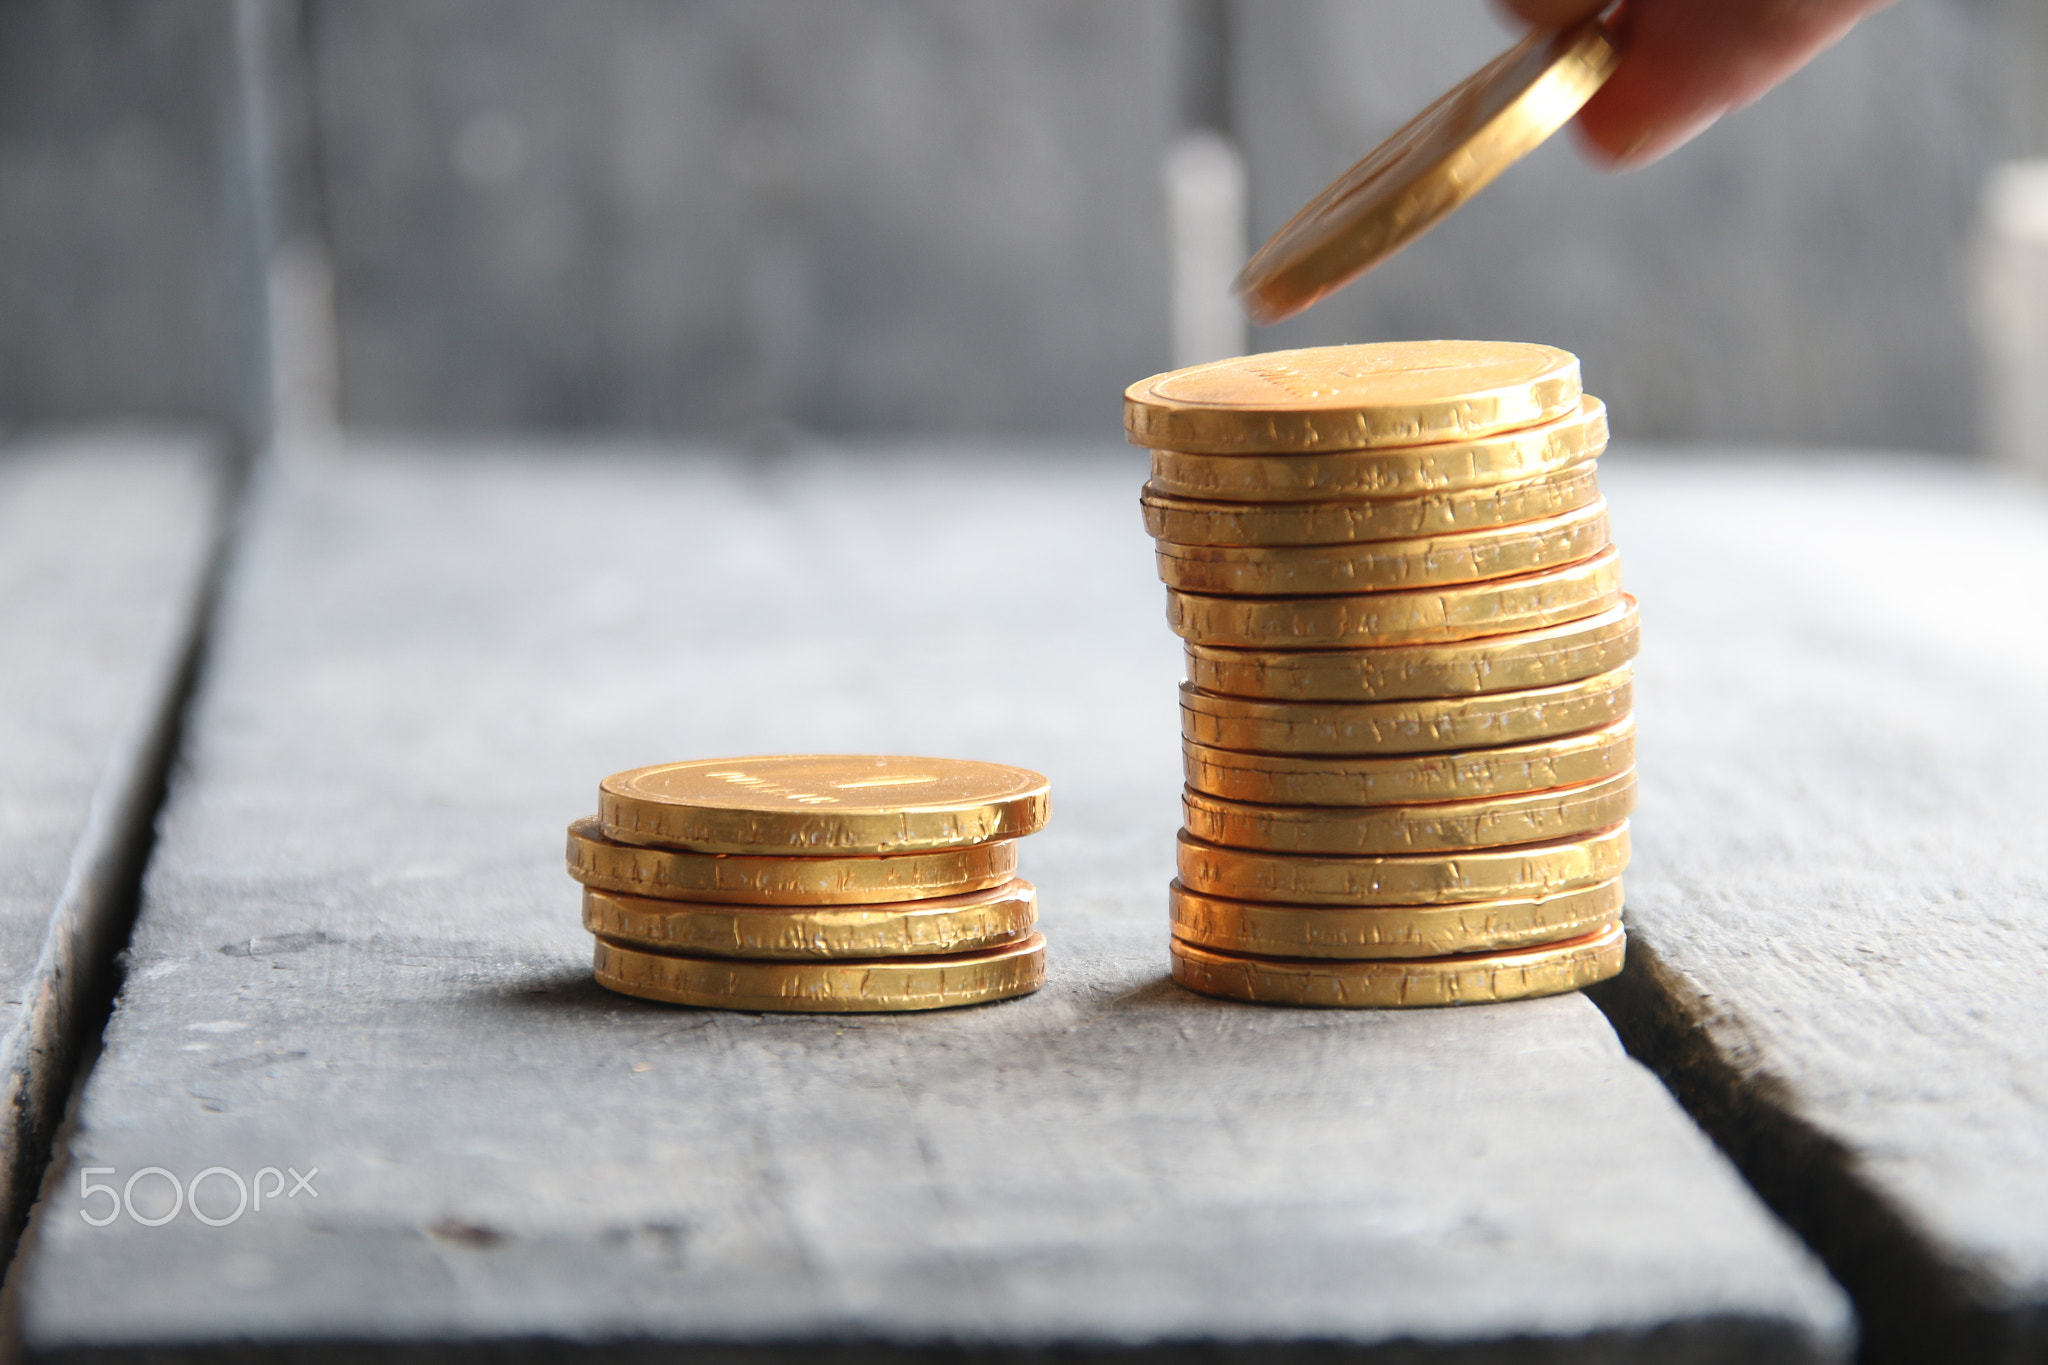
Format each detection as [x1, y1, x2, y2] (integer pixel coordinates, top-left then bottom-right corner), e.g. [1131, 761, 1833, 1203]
[14, 443, 1847, 1361]
[1593, 453, 2048, 1363]
[1228, 0, 2003, 452]
[0, 430, 223, 1264]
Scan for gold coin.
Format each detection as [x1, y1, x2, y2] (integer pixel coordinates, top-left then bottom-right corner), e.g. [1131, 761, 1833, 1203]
[1169, 921, 1625, 1008]
[1148, 397, 1605, 503]
[1141, 459, 1602, 546]
[582, 880, 1037, 960]
[1124, 341, 1581, 454]
[1155, 500, 1608, 596]
[592, 932, 1047, 1013]
[565, 817, 1018, 905]
[1185, 594, 1639, 701]
[1180, 667, 1633, 755]
[600, 755, 1050, 855]
[1177, 823, 1630, 906]
[1183, 768, 1636, 855]
[1169, 877, 1623, 959]
[1184, 716, 1634, 807]
[1236, 24, 1618, 326]
[1167, 546, 1620, 649]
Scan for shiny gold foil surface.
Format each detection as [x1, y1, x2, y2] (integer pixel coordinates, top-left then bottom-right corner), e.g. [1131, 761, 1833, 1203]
[600, 754, 1050, 855]
[582, 880, 1038, 960]
[1183, 716, 1634, 807]
[1180, 667, 1633, 755]
[1155, 500, 1608, 595]
[1124, 341, 1581, 454]
[565, 817, 1017, 905]
[1183, 768, 1637, 855]
[1166, 546, 1620, 649]
[1169, 876, 1622, 959]
[1148, 397, 1605, 500]
[1176, 823, 1630, 906]
[1169, 920, 1625, 1007]
[592, 931, 1048, 1013]
[1184, 595, 1639, 701]
[1141, 459, 1602, 547]
[1235, 24, 1617, 326]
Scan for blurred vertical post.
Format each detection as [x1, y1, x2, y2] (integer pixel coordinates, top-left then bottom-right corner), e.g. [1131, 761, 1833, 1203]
[236, 0, 339, 460]
[1165, 0, 1248, 370]
[266, 234, 339, 454]
[1978, 1, 2048, 474]
[228, 0, 279, 456]
[1976, 164, 2048, 475]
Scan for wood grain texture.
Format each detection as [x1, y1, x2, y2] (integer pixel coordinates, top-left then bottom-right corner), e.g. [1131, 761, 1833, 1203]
[15, 445, 1844, 1361]
[0, 431, 222, 1267]
[1596, 454, 2048, 1363]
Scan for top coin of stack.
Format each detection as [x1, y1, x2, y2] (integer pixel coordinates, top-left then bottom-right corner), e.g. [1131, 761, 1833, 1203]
[568, 755, 1051, 1013]
[1125, 341, 1636, 1008]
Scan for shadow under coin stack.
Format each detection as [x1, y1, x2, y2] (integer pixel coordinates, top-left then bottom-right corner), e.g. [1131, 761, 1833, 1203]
[1126, 341, 1638, 1008]
[568, 755, 1051, 1012]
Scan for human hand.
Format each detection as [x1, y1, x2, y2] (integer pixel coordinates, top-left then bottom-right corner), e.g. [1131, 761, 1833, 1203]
[1500, 0, 1898, 165]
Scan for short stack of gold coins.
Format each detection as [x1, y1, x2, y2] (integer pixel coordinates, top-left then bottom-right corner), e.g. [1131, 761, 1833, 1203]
[1125, 340, 1637, 1007]
[567, 755, 1051, 1012]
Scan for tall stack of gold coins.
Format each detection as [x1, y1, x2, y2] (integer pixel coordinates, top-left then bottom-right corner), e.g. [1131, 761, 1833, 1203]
[567, 755, 1051, 1012]
[1126, 341, 1637, 1008]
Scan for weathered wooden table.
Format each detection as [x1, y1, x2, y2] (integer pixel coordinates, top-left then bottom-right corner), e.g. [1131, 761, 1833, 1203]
[4, 436, 2044, 1363]
[0, 433, 221, 1261]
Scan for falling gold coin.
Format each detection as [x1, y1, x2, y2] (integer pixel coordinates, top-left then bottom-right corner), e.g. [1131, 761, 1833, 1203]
[1167, 546, 1620, 649]
[592, 932, 1048, 1013]
[582, 880, 1038, 960]
[1124, 341, 1581, 454]
[565, 817, 1018, 905]
[1184, 768, 1636, 855]
[1141, 459, 1602, 547]
[1183, 716, 1634, 807]
[1235, 24, 1618, 326]
[600, 755, 1050, 855]
[1148, 397, 1605, 503]
[1169, 876, 1623, 959]
[1177, 823, 1630, 906]
[1169, 920, 1625, 1008]
[1155, 500, 1608, 596]
[1180, 667, 1632, 755]
[1185, 594, 1639, 701]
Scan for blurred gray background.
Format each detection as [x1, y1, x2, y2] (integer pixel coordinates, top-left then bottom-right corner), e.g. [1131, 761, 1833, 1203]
[3, 0, 2044, 454]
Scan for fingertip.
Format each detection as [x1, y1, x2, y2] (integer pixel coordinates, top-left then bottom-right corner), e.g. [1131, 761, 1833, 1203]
[1574, 97, 1725, 170]
[1560, 116, 1628, 169]
[1494, 0, 1608, 27]
[1563, 0, 1880, 171]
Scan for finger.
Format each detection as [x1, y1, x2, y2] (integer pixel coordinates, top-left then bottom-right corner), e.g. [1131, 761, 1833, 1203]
[1574, 0, 1893, 166]
[1494, 0, 1607, 25]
